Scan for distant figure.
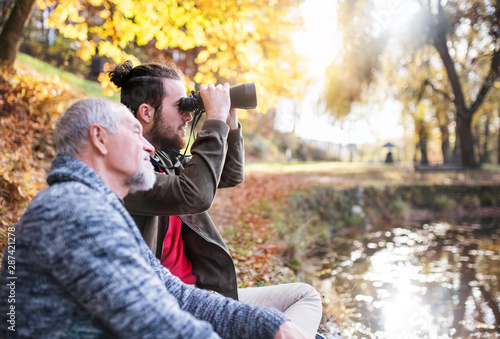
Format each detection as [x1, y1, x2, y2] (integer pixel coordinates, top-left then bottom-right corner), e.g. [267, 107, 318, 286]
[385, 151, 394, 163]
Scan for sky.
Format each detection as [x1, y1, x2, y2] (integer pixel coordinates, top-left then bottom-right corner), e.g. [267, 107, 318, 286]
[282, 0, 415, 146]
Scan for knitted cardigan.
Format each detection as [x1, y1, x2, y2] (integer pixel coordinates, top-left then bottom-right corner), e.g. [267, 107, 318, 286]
[0, 156, 287, 338]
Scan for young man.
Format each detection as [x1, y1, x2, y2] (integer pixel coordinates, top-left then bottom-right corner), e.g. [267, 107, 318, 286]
[110, 61, 323, 336]
[0, 98, 311, 338]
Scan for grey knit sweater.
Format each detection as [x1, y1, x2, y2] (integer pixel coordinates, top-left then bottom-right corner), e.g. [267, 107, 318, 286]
[0, 156, 287, 338]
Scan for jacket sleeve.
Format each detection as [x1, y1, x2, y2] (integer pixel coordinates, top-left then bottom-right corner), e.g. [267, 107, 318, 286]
[124, 119, 230, 216]
[218, 124, 245, 188]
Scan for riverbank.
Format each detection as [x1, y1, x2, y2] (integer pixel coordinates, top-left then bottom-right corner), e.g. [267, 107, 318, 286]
[209, 162, 500, 335]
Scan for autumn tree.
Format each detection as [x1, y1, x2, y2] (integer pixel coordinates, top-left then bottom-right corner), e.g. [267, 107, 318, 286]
[324, 0, 385, 122]
[419, 0, 500, 168]
[33, 0, 307, 112]
[327, 0, 500, 168]
[0, 0, 37, 65]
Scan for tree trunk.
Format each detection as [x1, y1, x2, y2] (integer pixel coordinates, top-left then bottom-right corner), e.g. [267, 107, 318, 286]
[497, 125, 500, 165]
[418, 129, 429, 165]
[433, 48, 477, 167]
[436, 106, 452, 163]
[0, 0, 36, 65]
[440, 126, 451, 163]
[480, 116, 490, 164]
[0, 0, 15, 32]
[455, 113, 476, 167]
[432, 4, 477, 168]
[453, 123, 460, 161]
[474, 121, 481, 163]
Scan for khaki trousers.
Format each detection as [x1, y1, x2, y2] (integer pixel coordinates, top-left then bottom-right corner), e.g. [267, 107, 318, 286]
[238, 282, 322, 335]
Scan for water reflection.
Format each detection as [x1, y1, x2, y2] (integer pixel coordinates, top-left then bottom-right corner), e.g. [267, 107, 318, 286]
[323, 222, 500, 338]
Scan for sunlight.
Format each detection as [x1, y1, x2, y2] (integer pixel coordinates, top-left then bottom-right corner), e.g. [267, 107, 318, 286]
[367, 248, 438, 338]
[293, 0, 341, 79]
[369, 0, 421, 39]
[384, 291, 420, 334]
[288, 0, 410, 146]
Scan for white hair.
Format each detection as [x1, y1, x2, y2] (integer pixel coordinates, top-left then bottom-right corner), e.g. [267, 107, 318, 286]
[55, 98, 130, 156]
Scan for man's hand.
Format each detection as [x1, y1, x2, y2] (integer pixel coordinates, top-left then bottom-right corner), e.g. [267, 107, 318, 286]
[274, 321, 315, 339]
[227, 108, 239, 130]
[199, 83, 231, 122]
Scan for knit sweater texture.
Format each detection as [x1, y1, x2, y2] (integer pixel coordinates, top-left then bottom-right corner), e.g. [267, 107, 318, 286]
[0, 156, 287, 338]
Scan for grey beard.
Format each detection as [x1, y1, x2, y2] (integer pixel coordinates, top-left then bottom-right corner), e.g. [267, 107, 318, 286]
[126, 159, 156, 193]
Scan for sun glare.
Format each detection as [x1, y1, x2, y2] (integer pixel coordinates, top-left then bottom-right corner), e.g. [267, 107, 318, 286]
[293, 0, 341, 79]
[287, 0, 415, 145]
[369, 0, 421, 39]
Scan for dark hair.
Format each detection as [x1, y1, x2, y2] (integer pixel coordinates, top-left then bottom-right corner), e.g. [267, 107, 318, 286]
[109, 60, 184, 116]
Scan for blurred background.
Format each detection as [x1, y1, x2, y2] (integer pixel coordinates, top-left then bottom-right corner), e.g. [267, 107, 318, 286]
[2, 0, 500, 167]
[1, 1, 500, 337]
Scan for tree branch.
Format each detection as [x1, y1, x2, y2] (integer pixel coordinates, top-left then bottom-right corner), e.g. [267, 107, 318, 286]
[469, 47, 500, 114]
[424, 79, 453, 103]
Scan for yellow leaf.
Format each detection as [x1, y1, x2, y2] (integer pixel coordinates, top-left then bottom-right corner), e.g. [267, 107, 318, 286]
[99, 9, 111, 20]
[76, 40, 96, 62]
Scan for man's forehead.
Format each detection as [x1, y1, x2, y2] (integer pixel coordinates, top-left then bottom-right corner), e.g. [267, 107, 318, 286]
[163, 78, 187, 96]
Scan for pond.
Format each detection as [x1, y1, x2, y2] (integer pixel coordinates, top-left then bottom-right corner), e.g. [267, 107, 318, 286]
[320, 221, 500, 338]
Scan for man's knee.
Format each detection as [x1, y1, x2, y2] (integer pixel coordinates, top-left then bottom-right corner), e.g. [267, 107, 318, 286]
[294, 283, 321, 304]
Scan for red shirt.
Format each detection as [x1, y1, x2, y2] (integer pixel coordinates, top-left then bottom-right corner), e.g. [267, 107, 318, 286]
[154, 159, 196, 284]
[160, 216, 197, 285]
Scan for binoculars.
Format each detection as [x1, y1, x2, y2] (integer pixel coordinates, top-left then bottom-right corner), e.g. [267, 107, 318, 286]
[179, 83, 257, 112]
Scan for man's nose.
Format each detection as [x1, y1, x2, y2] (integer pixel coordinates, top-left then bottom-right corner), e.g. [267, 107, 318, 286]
[142, 136, 155, 155]
[182, 111, 193, 122]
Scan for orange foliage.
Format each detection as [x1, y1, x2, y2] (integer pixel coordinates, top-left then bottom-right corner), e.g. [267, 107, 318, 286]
[0, 63, 83, 251]
[210, 172, 311, 286]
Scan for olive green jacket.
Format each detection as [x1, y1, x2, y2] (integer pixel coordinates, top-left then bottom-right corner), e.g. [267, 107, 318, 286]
[124, 119, 244, 300]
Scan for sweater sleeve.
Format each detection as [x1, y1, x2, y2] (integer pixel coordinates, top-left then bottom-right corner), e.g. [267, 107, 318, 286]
[35, 187, 287, 339]
[142, 241, 289, 339]
[35, 191, 222, 339]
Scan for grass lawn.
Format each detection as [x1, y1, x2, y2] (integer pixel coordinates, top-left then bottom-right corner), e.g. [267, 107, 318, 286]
[15, 53, 120, 101]
[244, 160, 500, 187]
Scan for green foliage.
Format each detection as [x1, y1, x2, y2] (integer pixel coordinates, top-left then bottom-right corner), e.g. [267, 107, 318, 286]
[16, 53, 119, 100]
[275, 186, 368, 270]
[246, 134, 281, 161]
[461, 194, 481, 211]
[391, 199, 410, 217]
[479, 191, 496, 206]
[432, 194, 457, 211]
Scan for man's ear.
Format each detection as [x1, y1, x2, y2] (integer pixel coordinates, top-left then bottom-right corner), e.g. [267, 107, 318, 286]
[89, 123, 109, 155]
[137, 103, 154, 124]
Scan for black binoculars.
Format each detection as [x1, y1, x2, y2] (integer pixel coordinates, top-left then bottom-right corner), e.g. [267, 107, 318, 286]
[179, 83, 257, 112]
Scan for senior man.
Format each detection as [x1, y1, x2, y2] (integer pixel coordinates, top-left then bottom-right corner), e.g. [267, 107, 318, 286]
[0, 98, 311, 339]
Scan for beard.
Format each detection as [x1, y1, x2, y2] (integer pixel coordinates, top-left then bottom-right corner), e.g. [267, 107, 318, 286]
[126, 153, 157, 193]
[148, 111, 186, 151]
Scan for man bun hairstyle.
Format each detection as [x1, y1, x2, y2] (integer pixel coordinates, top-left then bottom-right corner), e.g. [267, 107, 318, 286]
[109, 60, 184, 117]
[108, 60, 134, 88]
